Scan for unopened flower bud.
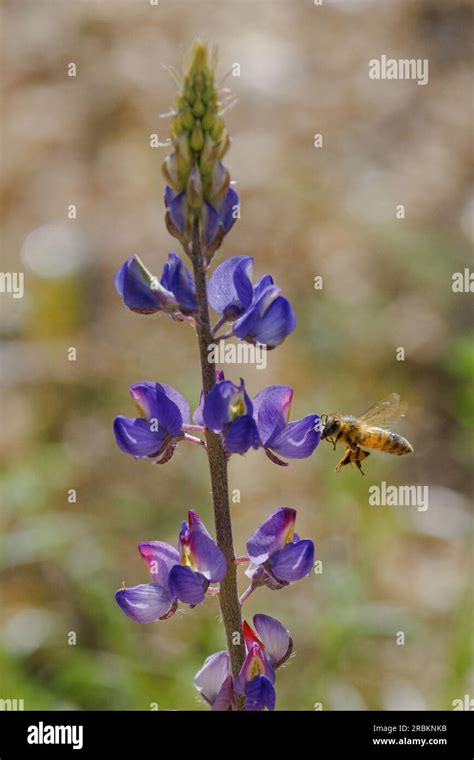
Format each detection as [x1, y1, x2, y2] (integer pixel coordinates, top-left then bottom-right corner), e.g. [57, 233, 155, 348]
[199, 134, 217, 177]
[171, 116, 182, 139]
[187, 165, 203, 209]
[181, 108, 195, 131]
[190, 121, 204, 152]
[209, 161, 230, 202]
[162, 153, 179, 190]
[193, 99, 206, 118]
[211, 118, 225, 142]
[216, 132, 230, 160]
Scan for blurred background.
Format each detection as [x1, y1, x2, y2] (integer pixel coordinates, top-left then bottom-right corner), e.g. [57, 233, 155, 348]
[1, 0, 473, 711]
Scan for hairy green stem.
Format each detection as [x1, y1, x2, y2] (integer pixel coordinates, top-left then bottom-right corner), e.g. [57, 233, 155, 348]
[190, 221, 246, 700]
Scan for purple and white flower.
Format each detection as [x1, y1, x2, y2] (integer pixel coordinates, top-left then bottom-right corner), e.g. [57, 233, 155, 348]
[115, 253, 197, 317]
[115, 510, 226, 622]
[194, 614, 292, 711]
[202, 377, 259, 455]
[245, 507, 314, 591]
[164, 181, 239, 257]
[253, 385, 320, 464]
[208, 256, 296, 348]
[114, 382, 192, 464]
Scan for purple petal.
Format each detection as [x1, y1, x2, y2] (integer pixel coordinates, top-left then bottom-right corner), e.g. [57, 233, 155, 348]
[245, 675, 275, 711]
[253, 614, 292, 668]
[252, 385, 293, 447]
[129, 382, 186, 435]
[115, 256, 173, 314]
[234, 290, 296, 348]
[187, 509, 212, 539]
[189, 532, 227, 582]
[114, 258, 128, 298]
[202, 201, 219, 247]
[216, 186, 239, 234]
[113, 416, 164, 458]
[160, 253, 197, 314]
[202, 379, 252, 433]
[268, 415, 321, 459]
[168, 565, 207, 606]
[138, 541, 180, 590]
[237, 643, 275, 690]
[207, 256, 254, 317]
[232, 283, 278, 333]
[115, 583, 172, 623]
[158, 384, 190, 426]
[225, 415, 259, 455]
[194, 650, 231, 706]
[164, 185, 176, 208]
[250, 294, 296, 347]
[269, 539, 314, 583]
[247, 508, 297, 564]
[192, 391, 205, 426]
[253, 274, 274, 299]
[212, 674, 235, 711]
[165, 189, 187, 233]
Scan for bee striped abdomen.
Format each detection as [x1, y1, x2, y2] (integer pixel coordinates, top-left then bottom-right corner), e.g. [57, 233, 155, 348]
[359, 427, 413, 455]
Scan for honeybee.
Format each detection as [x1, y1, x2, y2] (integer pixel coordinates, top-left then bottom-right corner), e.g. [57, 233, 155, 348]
[321, 393, 413, 475]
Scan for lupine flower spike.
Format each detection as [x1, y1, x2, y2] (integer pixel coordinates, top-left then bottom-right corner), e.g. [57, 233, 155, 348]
[113, 41, 321, 711]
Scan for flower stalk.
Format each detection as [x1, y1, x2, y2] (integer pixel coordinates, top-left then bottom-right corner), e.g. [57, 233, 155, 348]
[112, 41, 319, 711]
[190, 218, 246, 688]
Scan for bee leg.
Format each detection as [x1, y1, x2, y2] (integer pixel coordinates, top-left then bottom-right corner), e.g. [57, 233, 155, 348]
[335, 447, 352, 473]
[354, 448, 370, 476]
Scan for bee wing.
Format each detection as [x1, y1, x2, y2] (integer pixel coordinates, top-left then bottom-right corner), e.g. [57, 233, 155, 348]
[358, 393, 408, 429]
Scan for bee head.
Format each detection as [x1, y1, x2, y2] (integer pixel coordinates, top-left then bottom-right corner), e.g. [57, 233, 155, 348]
[321, 414, 341, 439]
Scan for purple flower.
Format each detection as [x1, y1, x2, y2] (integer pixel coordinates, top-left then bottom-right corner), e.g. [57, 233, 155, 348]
[115, 253, 197, 316]
[202, 185, 239, 254]
[194, 651, 235, 710]
[194, 615, 292, 711]
[164, 187, 189, 244]
[160, 252, 198, 314]
[164, 181, 239, 257]
[115, 541, 179, 624]
[114, 382, 190, 463]
[245, 507, 314, 590]
[235, 619, 277, 711]
[115, 510, 226, 622]
[207, 256, 254, 320]
[170, 509, 227, 605]
[208, 256, 296, 348]
[253, 385, 320, 463]
[202, 377, 259, 455]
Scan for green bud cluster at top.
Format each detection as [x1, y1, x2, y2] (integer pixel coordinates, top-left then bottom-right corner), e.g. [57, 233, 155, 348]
[162, 41, 231, 208]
